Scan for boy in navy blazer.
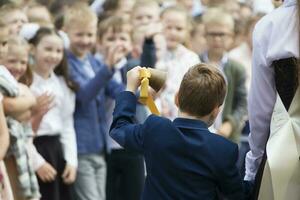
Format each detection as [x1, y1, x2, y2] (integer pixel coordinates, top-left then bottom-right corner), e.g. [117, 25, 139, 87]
[110, 63, 244, 200]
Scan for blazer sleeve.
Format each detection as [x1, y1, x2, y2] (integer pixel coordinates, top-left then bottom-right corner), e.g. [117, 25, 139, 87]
[69, 62, 114, 105]
[217, 144, 244, 199]
[110, 91, 148, 152]
[105, 79, 125, 99]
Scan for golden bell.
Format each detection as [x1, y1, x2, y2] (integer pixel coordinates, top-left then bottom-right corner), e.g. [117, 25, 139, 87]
[146, 68, 167, 92]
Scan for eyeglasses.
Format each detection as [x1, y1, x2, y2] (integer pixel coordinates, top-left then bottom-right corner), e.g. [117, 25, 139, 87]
[206, 32, 232, 38]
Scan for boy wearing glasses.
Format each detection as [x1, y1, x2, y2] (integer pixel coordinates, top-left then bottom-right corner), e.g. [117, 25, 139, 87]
[200, 8, 247, 144]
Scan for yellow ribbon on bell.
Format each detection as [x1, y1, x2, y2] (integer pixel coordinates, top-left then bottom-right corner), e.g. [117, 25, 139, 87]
[139, 68, 166, 115]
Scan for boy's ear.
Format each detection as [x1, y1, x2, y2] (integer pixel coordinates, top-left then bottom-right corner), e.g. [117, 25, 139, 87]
[212, 105, 220, 118]
[174, 91, 179, 108]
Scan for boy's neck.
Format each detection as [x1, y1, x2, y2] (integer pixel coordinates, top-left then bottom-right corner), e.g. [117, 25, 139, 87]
[207, 51, 224, 63]
[178, 111, 210, 125]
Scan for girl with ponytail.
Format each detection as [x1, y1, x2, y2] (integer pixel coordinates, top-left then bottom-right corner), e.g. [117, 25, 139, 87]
[245, 0, 300, 199]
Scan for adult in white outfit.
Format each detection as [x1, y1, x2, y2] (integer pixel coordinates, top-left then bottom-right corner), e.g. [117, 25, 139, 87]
[245, 0, 300, 199]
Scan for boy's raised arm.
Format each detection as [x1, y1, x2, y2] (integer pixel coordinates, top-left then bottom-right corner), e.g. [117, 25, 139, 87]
[110, 67, 147, 152]
[70, 62, 114, 104]
[69, 45, 126, 104]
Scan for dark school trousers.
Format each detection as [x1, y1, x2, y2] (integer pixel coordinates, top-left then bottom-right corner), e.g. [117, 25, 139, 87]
[34, 135, 73, 200]
[106, 149, 145, 200]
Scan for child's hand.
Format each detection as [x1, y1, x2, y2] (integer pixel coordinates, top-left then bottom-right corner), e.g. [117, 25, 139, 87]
[36, 162, 57, 182]
[32, 92, 55, 117]
[31, 92, 55, 133]
[104, 44, 127, 69]
[62, 164, 77, 184]
[144, 23, 162, 39]
[126, 66, 142, 93]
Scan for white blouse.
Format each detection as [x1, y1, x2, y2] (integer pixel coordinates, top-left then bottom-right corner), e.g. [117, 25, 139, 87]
[30, 72, 77, 167]
[156, 44, 200, 119]
[245, 0, 298, 181]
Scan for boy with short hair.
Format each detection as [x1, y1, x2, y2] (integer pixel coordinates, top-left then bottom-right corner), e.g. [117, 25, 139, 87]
[110, 63, 244, 199]
[200, 8, 247, 144]
[63, 3, 125, 200]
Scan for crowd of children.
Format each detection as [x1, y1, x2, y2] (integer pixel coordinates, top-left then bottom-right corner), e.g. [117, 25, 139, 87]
[0, 0, 283, 199]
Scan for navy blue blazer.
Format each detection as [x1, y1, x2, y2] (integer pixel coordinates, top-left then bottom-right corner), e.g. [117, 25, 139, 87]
[110, 91, 244, 200]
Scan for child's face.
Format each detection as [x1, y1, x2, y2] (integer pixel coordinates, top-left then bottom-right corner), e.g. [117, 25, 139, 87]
[3, 45, 28, 80]
[4, 10, 28, 36]
[272, 0, 283, 8]
[162, 11, 188, 51]
[131, 5, 159, 27]
[99, 28, 132, 58]
[205, 23, 233, 54]
[66, 22, 97, 59]
[33, 34, 64, 74]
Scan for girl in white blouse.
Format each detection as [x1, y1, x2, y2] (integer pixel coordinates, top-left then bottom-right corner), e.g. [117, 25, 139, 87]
[28, 27, 77, 200]
[245, 0, 300, 199]
[156, 6, 200, 119]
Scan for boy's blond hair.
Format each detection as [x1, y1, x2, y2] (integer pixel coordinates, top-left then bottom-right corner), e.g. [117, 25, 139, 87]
[97, 15, 132, 41]
[64, 2, 97, 29]
[178, 63, 226, 117]
[202, 8, 234, 32]
[132, 0, 160, 14]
